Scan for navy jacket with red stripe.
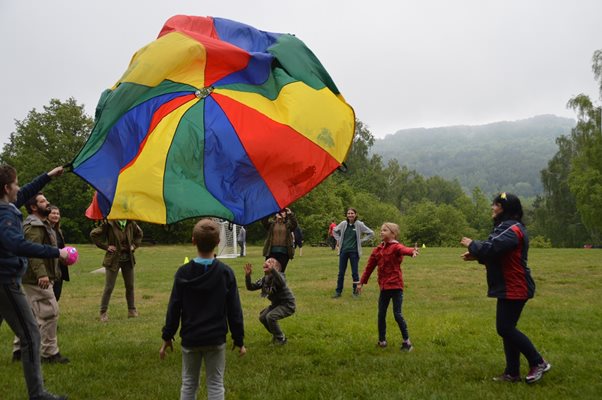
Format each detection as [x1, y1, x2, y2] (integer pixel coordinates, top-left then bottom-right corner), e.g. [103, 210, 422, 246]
[468, 220, 535, 300]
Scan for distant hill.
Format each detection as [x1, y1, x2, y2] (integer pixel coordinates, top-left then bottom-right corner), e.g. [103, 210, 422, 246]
[370, 115, 575, 197]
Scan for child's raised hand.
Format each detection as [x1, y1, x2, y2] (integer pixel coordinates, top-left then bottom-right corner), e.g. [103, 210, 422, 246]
[243, 263, 253, 275]
[159, 339, 173, 360]
[411, 248, 419, 258]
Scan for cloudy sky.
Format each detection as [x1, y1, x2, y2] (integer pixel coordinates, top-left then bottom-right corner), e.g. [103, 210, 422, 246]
[1, 0, 601, 147]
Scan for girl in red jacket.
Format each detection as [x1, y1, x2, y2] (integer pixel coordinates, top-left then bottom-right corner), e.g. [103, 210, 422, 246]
[357, 222, 419, 351]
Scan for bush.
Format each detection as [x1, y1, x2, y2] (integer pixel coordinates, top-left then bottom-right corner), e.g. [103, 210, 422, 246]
[530, 235, 552, 248]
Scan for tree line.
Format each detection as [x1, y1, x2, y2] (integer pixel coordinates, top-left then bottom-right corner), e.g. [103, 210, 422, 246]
[1, 50, 600, 248]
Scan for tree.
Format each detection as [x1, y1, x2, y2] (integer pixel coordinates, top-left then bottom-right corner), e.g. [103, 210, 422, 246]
[532, 50, 602, 246]
[0, 98, 95, 242]
[566, 70, 602, 240]
[291, 177, 346, 245]
[465, 187, 492, 238]
[344, 119, 375, 173]
[536, 135, 590, 247]
[405, 201, 474, 247]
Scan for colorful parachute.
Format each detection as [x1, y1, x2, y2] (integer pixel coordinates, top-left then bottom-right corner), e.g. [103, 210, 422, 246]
[72, 15, 355, 225]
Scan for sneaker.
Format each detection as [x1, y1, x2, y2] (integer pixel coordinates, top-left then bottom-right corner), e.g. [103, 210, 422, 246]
[331, 292, 341, 298]
[377, 340, 388, 348]
[12, 350, 21, 362]
[273, 336, 288, 345]
[42, 352, 70, 364]
[128, 309, 139, 318]
[400, 341, 414, 352]
[525, 360, 551, 384]
[99, 312, 108, 322]
[31, 392, 68, 400]
[493, 373, 521, 383]
[352, 288, 360, 298]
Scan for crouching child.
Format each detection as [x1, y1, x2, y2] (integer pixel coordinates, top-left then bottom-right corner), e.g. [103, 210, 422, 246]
[244, 258, 295, 345]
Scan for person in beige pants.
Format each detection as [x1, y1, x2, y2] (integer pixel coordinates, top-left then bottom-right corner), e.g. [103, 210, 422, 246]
[13, 192, 69, 364]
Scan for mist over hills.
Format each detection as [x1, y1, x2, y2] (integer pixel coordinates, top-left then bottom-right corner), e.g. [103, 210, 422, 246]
[370, 115, 575, 198]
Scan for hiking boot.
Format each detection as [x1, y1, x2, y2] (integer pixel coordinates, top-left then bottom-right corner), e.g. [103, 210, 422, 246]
[99, 312, 108, 322]
[493, 373, 521, 383]
[128, 309, 139, 318]
[31, 392, 68, 400]
[400, 341, 414, 352]
[331, 292, 341, 298]
[377, 340, 388, 348]
[42, 352, 70, 364]
[525, 360, 551, 384]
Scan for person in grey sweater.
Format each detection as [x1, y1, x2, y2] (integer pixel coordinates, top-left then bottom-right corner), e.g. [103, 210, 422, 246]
[332, 208, 374, 298]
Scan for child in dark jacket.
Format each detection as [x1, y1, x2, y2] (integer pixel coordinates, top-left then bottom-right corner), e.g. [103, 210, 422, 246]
[244, 258, 296, 345]
[160, 219, 246, 400]
[357, 222, 418, 351]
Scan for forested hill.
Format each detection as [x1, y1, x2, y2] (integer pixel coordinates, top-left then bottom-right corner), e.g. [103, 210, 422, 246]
[370, 114, 575, 197]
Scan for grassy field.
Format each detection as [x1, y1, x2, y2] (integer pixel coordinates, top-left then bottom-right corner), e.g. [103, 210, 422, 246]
[1, 245, 601, 399]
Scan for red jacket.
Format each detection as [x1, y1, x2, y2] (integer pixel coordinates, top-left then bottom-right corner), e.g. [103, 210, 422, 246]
[360, 240, 416, 290]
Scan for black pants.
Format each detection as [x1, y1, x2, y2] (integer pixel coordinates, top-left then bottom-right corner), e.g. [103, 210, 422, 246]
[52, 279, 63, 302]
[266, 251, 290, 273]
[496, 298, 543, 376]
[378, 289, 409, 342]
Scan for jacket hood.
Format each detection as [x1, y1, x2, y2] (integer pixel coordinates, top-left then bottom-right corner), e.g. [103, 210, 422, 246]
[23, 214, 45, 227]
[176, 259, 224, 290]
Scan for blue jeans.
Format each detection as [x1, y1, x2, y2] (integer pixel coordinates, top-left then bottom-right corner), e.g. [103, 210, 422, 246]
[180, 343, 226, 400]
[378, 289, 409, 342]
[0, 282, 45, 399]
[336, 251, 359, 294]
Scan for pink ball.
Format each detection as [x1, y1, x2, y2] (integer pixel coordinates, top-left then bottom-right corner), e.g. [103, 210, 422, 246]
[64, 246, 79, 266]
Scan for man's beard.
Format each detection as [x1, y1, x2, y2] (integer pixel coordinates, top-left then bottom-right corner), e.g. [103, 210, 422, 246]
[38, 206, 51, 217]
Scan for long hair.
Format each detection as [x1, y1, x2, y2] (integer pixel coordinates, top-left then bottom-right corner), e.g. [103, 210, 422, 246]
[346, 207, 357, 223]
[49, 205, 62, 230]
[492, 192, 524, 225]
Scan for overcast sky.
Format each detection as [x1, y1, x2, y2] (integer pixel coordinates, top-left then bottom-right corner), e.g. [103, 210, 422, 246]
[1, 0, 601, 147]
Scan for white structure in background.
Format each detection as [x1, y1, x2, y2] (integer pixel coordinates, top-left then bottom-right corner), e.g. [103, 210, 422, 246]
[215, 219, 239, 258]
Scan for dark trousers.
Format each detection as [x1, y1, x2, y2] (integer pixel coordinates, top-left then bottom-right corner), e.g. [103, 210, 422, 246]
[496, 298, 543, 376]
[336, 251, 359, 294]
[0, 283, 45, 398]
[266, 251, 290, 274]
[378, 289, 409, 342]
[100, 261, 136, 313]
[52, 279, 63, 302]
[259, 304, 295, 339]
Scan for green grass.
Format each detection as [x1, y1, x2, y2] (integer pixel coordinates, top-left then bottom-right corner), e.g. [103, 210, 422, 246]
[1, 246, 601, 399]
